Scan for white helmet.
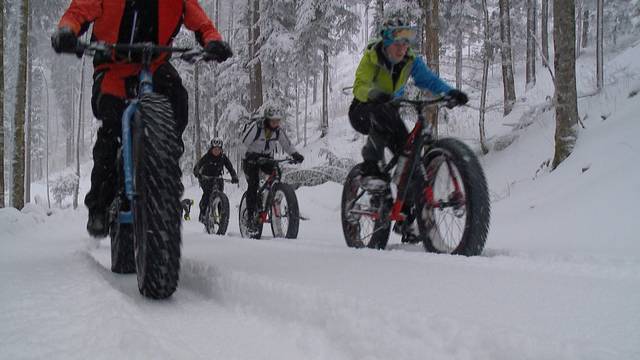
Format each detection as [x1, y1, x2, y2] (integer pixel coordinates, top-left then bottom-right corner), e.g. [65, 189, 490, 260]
[210, 137, 223, 148]
[263, 105, 284, 120]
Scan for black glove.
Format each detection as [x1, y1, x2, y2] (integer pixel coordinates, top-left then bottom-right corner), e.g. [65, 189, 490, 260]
[291, 152, 304, 164]
[445, 89, 469, 109]
[368, 88, 392, 104]
[204, 41, 233, 63]
[231, 176, 239, 184]
[51, 27, 78, 54]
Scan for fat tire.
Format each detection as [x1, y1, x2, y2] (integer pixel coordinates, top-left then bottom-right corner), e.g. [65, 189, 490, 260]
[205, 191, 230, 235]
[110, 221, 135, 274]
[239, 191, 263, 239]
[416, 138, 490, 256]
[269, 183, 299, 239]
[132, 93, 183, 299]
[341, 164, 391, 249]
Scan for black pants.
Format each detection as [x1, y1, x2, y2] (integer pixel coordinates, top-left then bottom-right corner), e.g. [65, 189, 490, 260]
[198, 178, 224, 215]
[242, 155, 275, 216]
[84, 63, 189, 214]
[349, 99, 417, 214]
[349, 99, 408, 165]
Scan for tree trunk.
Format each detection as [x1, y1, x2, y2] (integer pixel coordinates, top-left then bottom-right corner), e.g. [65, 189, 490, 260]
[295, 72, 300, 143]
[73, 56, 87, 210]
[552, 0, 579, 169]
[248, 0, 263, 112]
[364, 3, 369, 45]
[375, 0, 384, 32]
[526, 0, 536, 88]
[12, 0, 29, 210]
[312, 73, 317, 104]
[596, 0, 603, 90]
[304, 75, 308, 147]
[25, 10, 33, 204]
[321, 47, 329, 138]
[581, 9, 589, 48]
[194, 63, 202, 159]
[0, 0, 4, 207]
[499, 0, 516, 115]
[455, 26, 463, 89]
[576, 0, 583, 57]
[40, 70, 50, 209]
[541, 0, 549, 64]
[479, 0, 490, 154]
[67, 87, 75, 167]
[423, 0, 440, 137]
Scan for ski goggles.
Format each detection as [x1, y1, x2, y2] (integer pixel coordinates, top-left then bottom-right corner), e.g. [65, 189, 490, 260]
[383, 26, 418, 46]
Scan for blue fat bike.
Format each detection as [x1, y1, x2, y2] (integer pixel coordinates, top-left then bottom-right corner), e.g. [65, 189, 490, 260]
[72, 42, 206, 299]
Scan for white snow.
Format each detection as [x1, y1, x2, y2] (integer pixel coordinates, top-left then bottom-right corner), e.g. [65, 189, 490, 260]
[2, 37, 640, 360]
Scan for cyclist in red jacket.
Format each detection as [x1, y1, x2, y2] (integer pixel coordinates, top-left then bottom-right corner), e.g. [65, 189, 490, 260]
[51, 0, 232, 237]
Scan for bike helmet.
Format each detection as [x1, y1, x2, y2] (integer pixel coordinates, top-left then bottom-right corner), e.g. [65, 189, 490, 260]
[380, 17, 417, 47]
[210, 137, 223, 149]
[263, 105, 284, 120]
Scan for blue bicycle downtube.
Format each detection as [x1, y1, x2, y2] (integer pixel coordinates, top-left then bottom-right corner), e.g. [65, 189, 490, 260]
[122, 101, 139, 202]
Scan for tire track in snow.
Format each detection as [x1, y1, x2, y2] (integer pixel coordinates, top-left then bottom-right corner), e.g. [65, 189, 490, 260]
[179, 256, 618, 360]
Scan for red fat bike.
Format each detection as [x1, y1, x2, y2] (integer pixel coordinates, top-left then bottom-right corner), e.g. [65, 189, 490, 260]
[341, 97, 490, 255]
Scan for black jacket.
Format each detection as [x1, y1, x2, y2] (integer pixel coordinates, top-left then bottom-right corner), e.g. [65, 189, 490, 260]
[193, 151, 238, 179]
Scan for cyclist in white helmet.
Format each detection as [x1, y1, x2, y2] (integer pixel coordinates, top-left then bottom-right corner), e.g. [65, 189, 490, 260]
[241, 105, 304, 223]
[193, 137, 239, 223]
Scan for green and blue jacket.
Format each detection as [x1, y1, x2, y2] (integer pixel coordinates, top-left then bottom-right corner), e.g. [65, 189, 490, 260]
[353, 41, 452, 102]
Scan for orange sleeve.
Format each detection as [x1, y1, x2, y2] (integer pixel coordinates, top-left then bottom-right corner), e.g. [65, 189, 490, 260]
[58, 0, 103, 35]
[184, 0, 223, 45]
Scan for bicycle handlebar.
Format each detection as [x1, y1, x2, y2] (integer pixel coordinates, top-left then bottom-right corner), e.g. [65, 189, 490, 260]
[72, 41, 206, 63]
[391, 95, 463, 109]
[252, 158, 299, 166]
[197, 175, 236, 182]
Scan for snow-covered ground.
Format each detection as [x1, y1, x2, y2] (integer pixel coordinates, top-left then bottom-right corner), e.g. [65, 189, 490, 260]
[3, 40, 640, 359]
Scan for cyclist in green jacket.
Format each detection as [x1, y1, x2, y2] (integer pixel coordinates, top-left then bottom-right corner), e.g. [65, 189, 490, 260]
[348, 17, 468, 242]
[349, 17, 468, 185]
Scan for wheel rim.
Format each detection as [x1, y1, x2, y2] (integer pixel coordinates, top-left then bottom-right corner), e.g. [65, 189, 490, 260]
[422, 155, 468, 253]
[271, 190, 289, 237]
[239, 197, 249, 238]
[207, 197, 221, 233]
[344, 176, 380, 248]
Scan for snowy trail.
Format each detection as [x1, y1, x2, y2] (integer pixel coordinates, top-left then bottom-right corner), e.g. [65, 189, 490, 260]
[4, 160, 640, 359]
[4, 45, 640, 358]
[4, 196, 638, 360]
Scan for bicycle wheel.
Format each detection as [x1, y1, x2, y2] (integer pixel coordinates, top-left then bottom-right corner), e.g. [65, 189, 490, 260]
[415, 138, 490, 256]
[341, 164, 391, 249]
[270, 183, 300, 239]
[132, 93, 183, 299]
[205, 191, 230, 235]
[239, 191, 263, 239]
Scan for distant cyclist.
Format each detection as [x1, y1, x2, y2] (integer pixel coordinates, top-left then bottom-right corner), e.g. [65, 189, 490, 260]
[51, 0, 233, 237]
[193, 138, 239, 223]
[241, 105, 304, 228]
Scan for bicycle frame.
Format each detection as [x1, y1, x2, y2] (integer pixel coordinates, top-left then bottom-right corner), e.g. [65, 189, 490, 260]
[354, 98, 444, 223]
[118, 50, 155, 224]
[256, 163, 282, 223]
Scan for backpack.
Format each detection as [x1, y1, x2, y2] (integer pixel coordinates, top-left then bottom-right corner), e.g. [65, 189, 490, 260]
[240, 115, 263, 144]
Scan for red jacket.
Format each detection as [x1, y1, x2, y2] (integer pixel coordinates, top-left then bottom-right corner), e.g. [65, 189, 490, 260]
[58, 0, 222, 98]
